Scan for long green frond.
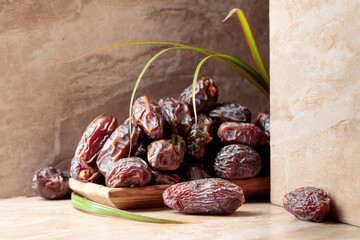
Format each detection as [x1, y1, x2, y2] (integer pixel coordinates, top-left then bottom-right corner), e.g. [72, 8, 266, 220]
[71, 192, 188, 224]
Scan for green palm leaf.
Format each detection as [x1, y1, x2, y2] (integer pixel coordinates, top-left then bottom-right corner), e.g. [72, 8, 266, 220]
[223, 8, 270, 87]
[59, 41, 268, 96]
[71, 192, 188, 224]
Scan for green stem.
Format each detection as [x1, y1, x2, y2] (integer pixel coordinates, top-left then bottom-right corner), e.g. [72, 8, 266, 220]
[59, 41, 268, 96]
[223, 9, 270, 88]
[236, 10, 270, 86]
[71, 192, 188, 224]
[191, 55, 221, 124]
[208, 54, 269, 96]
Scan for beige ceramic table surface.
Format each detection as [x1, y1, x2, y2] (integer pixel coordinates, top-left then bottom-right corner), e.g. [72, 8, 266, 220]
[1, 197, 359, 240]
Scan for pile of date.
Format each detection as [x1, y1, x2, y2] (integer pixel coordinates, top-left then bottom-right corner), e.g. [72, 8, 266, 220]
[33, 77, 271, 215]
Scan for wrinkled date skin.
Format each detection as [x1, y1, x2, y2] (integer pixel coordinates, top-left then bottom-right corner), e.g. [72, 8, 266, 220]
[70, 157, 103, 183]
[97, 120, 142, 175]
[179, 77, 218, 113]
[255, 111, 270, 140]
[106, 157, 151, 188]
[158, 97, 192, 136]
[75, 114, 118, 166]
[196, 114, 214, 136]
[150, 169, 181, 185]
[186, 127, 212, 161]
[147, 135, 186, 171]
[132, 138, 150, 159]
[218, 122, 267, 147]
[182, 163, 212, 181]
[132, 96, 164, 140]
[32, 167, 71, 200]
[283, 187, 331, 222]
[163, 178, 245, 215]
[209, 103, 251, 125]
[214, 144, 262, 179]
[186, 116, 213, 161]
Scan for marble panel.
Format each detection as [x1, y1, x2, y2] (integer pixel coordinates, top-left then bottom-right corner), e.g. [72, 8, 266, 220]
[270, 0, 360, 226]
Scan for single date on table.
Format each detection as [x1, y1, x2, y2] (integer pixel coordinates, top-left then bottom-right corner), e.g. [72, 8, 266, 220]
[283, 187, 331, 222]
[163, 178, 245, 215]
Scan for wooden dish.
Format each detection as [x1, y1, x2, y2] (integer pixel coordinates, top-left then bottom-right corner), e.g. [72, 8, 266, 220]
[69, 177, 269, 209]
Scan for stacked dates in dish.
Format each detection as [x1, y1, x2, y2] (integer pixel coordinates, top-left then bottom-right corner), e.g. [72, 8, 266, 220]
[69, 77, 270, 214]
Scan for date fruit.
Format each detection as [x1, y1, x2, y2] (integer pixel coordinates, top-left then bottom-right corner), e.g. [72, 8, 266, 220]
[196, 114, 214, 136]
[97, 119, 142, 175]
[214, 144, 261, 179]
[163, 178, 245, 215]
[186, 126, 213, 161]
[132, 96, 164, 140]
[179, 77, 218, 113]
[283, 187, 331, 222]
[186, 115, 214, 161]
[209, 103, 251, 124]
[75, 114, 117, 166]
[105, 157, 151, 188]
[255, 111, 270, 140]
[132, 138, 150, 159]
[150, 169, 181, 185]
[158, 97, 192, 136]
[218, 122, 267, 147]
[32, 167, 71, 200]
[147, 135, 186, 171]
[70, 157, 103, 183]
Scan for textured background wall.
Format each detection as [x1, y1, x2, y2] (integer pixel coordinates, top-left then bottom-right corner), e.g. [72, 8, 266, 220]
[0, 0, 269, 197]
[270, 0, 360, 226]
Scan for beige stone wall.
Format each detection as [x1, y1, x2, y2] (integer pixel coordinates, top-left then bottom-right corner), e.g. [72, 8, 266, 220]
[270, 0, 360, 226]
[0, 0, 269, 197]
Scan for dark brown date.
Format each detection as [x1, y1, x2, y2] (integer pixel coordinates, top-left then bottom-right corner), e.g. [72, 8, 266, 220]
[170, 134, 186, 159]
[283, 187, 331, 222]
[255, 111, 270, 140]
[97, 119, 142, 176]
[132, 96, 164, 140]
[186, 117, 213, 161]
[147, 135, 186, 171]
[105, 157, 151, 188]
[150, 169, 181, 185]
[132, 137, 150, 159]
[70, 157, 103, 183]
[214, 144, 262, 179]
[209, 103, 251, 124]
[182, 163, 211, 181]
[31, 167, 71, 200]
[217, 122, 267, 147]
[158, 97, 192, 136]
[163, 178, 245, 215]
[75, 114, 117, 166]
[178, 77, 218, 113]
[196, 114, 214, 136]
